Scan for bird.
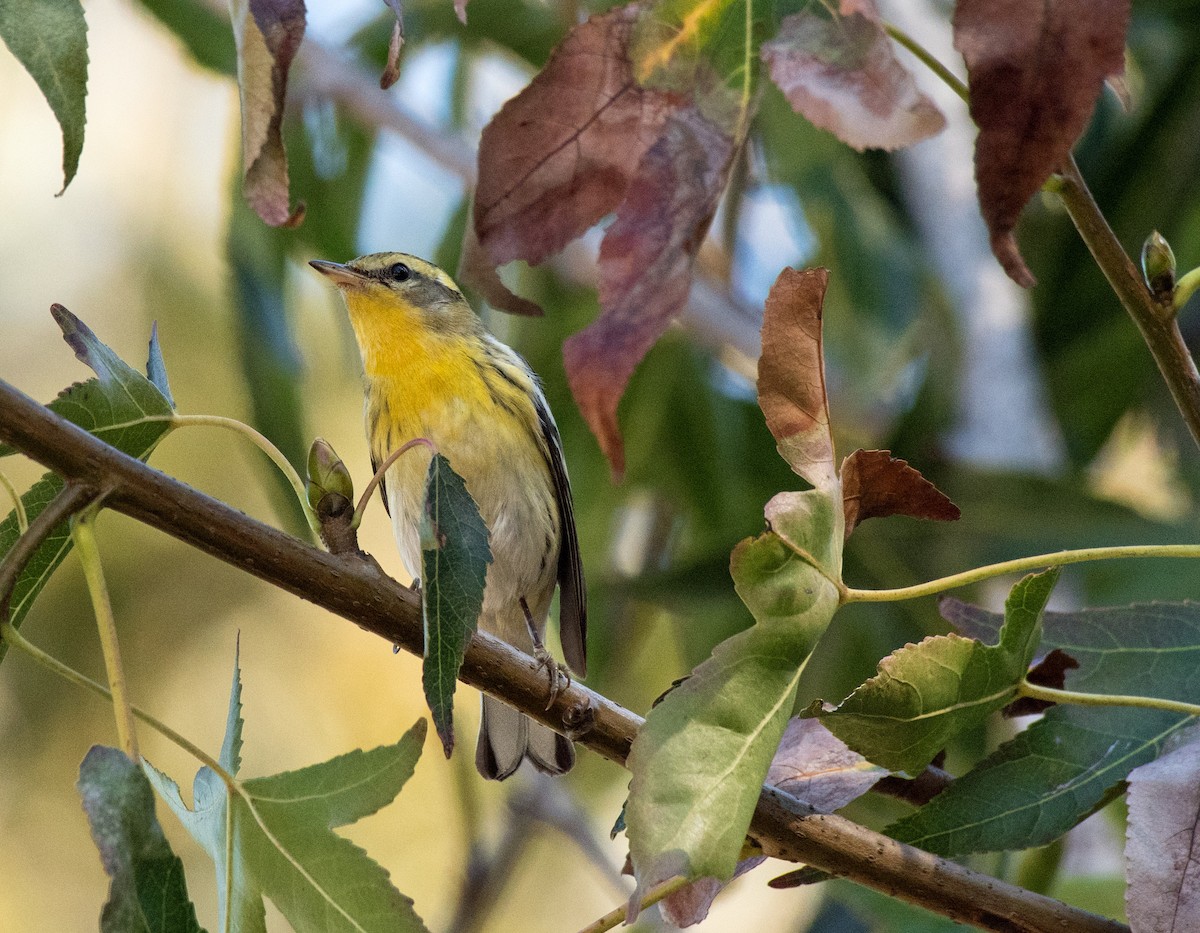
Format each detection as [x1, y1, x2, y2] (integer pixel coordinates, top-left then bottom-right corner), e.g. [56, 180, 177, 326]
[310, 252, 586, 779]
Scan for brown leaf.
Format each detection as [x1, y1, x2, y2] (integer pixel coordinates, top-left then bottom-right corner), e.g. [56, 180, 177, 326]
[953, 0, 1130, 287]
[232, 0, 306, 228]
[1126, 731, 1200, 932]
[762, 10, 946, 152]
[379, 0, 404, 90]
[563, 109, 734, 478]
[841, 448, 960, 537]
[454, 0, 468, 25]
[472, 4, 675, 274]
[767, 718, 887, 812]
[757, 267, 837, 490]
[1003, 647, 1078, 717]
[457, 221, 543, 317]
[660, 856, 766, 928]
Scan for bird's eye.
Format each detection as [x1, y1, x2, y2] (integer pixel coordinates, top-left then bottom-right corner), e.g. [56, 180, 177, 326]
[388, 262, 412, 282]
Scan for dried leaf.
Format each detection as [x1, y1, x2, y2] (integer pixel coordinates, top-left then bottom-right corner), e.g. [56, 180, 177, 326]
[762, 10, 945, 152]
[766, 718, 887, 812]
[379, 0, 403, 90]
[458, 221, 543, 317]
[564, 109, 733, 478]
[756, 267, 837, 491]
[953, 0, 1130, 287]
[473, 4, 675, 273]
[231, 0, 306, 227]
[1003, 647, 1078, 717]
[840, 448, 960, 537]
[454, 0, 467, 25]
[1126, 733, 1200, 933]
[660, 856, 766, 928]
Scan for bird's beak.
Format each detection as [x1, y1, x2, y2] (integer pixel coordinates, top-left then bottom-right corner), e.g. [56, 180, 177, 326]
[308, 259, 368, 287]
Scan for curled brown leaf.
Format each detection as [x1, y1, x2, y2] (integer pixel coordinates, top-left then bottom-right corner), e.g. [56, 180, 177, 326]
[841, 448, 960, 538]
[757, 267, 837, 490]
[379, 0, 404, 90]
[953, 0, 1130, 287]
[233, 0, 307, 227]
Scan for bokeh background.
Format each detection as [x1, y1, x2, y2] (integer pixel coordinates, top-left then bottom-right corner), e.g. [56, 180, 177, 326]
[2, 0, 1199, 929]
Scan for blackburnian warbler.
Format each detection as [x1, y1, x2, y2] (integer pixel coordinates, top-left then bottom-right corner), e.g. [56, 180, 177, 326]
[310, 253, 586, 780]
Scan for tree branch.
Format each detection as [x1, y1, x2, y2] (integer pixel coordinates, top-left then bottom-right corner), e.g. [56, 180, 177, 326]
[0, 379, 1127, 933]
[0, 480, 101, 622]
[1057, 154, 1200, 449]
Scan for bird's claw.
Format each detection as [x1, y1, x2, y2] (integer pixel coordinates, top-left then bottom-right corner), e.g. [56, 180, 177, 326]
[534, 646, 570, 710]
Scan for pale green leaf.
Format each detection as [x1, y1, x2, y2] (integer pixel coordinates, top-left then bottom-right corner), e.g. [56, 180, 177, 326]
[627, 488, 841, 898]
[812, 569, 1060, 773]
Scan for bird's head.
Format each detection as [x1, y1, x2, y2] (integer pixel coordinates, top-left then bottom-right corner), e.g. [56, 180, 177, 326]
[309, 252, 481, 343]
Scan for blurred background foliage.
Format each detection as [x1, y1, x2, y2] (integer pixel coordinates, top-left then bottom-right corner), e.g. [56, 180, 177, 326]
[1, 0, 1198, 929]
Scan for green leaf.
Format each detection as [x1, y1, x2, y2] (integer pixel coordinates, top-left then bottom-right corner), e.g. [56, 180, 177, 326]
[134, 0, 236, 75]
[627, 488, 841, 898]
[144, 653, 431, 933]
[145, 322, 175, 409]
[889, 704, 1188, 856]
[0, 308, 174, 661]
[0, 0, 88, 191]
[811, 569, 1060, 774]
[78, 745, 205, 933]
[420, 453, 492, 757]
[892, 598, 1200, 855]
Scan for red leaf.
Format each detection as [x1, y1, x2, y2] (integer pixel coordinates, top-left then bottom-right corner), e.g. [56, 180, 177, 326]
[953, 0, 1130, 288]
[840, 448, 960, 537]
[235, 0, 307, 227]
[472, 4, 676, 276]
[762, 9, 945, 152]
[757, 267, 836, 490]
[563, 109, 734, 478]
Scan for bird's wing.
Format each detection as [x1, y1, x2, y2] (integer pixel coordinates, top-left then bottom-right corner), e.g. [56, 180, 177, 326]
[534, 393, 587, 676]
[370, 451, 391, 517]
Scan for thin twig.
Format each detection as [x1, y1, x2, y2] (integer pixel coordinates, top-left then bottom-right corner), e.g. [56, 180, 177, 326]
[1056, 154, 1200, 450]
[0, 378, 1129, 933]
[0, 480, 100, 623]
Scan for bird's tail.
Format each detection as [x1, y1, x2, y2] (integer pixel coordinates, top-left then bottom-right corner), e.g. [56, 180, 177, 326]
[476, 695, 574, 780]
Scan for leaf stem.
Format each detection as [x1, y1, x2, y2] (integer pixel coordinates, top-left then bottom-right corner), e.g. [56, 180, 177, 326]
[71, 507, 140, 759]
[0, 468, 28, 534]
[353, 437, 436, 529]
[883, 22, 969, 104]
[1, 481, 100, 622]
[576, 875, 693, 933]
[842, 543, 1200, 603]
[1175, 265, 1200, 313]
[168, 414, 321, 534]
[1018, 680, 1200, 719]
[1056, 154, 1200, 451]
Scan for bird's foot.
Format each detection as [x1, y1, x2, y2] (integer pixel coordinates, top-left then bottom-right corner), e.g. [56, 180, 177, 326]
[521, 596, 570, 709]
